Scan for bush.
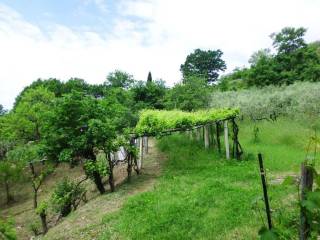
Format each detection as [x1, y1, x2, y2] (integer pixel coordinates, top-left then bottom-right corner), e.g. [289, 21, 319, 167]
[51, 178, 85, 217]
[28, 221, 41, 236]
[0, 217, 16, 240]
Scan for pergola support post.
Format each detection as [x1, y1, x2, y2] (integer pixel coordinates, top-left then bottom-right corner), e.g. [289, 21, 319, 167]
[138, 137, 143, 170]
[204, 124, 209, 149]
[224, 120, 230, 159]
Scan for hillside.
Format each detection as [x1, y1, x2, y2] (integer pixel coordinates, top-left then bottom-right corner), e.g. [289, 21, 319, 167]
[34, 118, 317, 239]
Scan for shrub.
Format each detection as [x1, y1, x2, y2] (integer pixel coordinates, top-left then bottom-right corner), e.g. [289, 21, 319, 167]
[51, 178, 85, 217]
[28, 221, 41, 236]
[0, 217, 16, 240]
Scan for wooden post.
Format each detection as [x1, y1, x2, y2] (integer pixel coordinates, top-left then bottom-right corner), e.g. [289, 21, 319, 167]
[216, 122, 221, 153]
[300, 163, 313, 240]
[196, 127, 201, 141]
[127, 137, 135, 182]
[189, 130, 193, 140]
[143, 136, 148, 154]
[138, 137, 143, 170]
[258, 153, 272, 230]
[107, 153, 115, 192]
[232, 118, 242, 160]
[204, 124, 209, 149]
[224, 120, 230, 159]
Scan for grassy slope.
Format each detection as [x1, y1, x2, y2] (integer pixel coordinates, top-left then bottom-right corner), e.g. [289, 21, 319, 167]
[40, 139, 164, 240]
[99, 118, 316, 239]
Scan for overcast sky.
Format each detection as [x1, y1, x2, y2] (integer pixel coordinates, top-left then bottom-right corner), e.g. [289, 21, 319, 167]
[0, 0, 319, 109]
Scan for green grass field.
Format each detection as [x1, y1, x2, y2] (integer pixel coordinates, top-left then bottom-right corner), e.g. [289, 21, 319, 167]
[99, 118, 316, 239]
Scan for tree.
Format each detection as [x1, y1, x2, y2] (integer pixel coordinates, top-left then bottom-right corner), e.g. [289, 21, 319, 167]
[218, 67, 250, 91]
[105, 70, 135, 89]
[131, 80, 166, 110]
[6, 144, 53, 208]
[13, 78, 63, 109]
[8, 87, 55, 142]
[245, 27, 320, 87]
[270, 27, 307, 54]
[0, 105, 6, 116]
[42, 90, 122, 194]
[165, 77, 211, 111]
[180, 49, 226, 84]
[249, 49, 272, 66]
[0, 158, 24, 204]
[147, 72, 152, 82]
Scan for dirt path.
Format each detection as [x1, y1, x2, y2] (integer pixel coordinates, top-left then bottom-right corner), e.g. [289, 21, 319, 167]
[41, 138, 165, 240]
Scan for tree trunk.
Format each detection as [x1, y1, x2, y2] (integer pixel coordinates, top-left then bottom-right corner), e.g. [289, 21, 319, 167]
[107, 153, 115, 192]
[127, 154, 133, 182]
[40, 213, 48, 234]
[33, 188, 38, 209]
[93, 171, 105, 194]
[5, 180, 13, 204]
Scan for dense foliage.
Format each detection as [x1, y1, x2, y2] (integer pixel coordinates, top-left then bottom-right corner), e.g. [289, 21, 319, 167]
[135, 108, 239, 136]
[180, 48, 226, 84]
[219, 27, 320, 89]
[211, 81, 320, 120]
[51, 178, 86, 217]
[0, 217, 16, 240]
[165, 77, 211, 111]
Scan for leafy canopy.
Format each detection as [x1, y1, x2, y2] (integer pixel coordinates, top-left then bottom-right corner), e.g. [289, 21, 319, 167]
[135, 108, 239, 136]
[180, 49, 226, 84]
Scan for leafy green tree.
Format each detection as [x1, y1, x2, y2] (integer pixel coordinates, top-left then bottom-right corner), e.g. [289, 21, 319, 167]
[105, 70, 135, 89]
[165, 77, 210, 111]
[0, 158, 24, 204]
[131, 80, 166, 110]
[245, 27, 320, 86]
[6, 144, 52, 208]
[180, 49, 226, 84]
[8, 87, 55, 142]
[248, 49, 271, 66]
[0, 104, 6, 116]
[218, 67, 250, 91]
[42, 90, 122, 194]
[13, 79, 63, 108]
[63, 78, 89, 93]
[270, 27, 307, 54]
[247, 54, 278, 86]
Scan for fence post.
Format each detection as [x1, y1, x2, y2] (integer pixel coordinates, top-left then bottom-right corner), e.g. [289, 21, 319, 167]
[196, 127, 201, 141]
[216, 122, 221, 153]
[144, 136, 149, 154]
[204, 124, 209, 149]
[232, 118, 242, 160]
[138, 137, 143, 170]
[258, 153, 272, 230]
[224, 120, 230, 159]
[299, 162, 313, 240]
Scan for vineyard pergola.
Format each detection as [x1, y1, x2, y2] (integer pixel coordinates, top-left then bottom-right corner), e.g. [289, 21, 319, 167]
[131, 108, 243, 174]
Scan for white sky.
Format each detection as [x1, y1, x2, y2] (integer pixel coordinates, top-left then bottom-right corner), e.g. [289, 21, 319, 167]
[0, 0, 320, 109]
